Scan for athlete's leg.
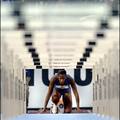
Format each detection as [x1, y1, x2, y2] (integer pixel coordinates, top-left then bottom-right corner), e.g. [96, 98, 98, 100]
[52, 90, 61, 105]
[63, 92, 72, 113]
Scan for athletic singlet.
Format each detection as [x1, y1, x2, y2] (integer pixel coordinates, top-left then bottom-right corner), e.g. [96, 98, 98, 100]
[54, 75, 72, 95]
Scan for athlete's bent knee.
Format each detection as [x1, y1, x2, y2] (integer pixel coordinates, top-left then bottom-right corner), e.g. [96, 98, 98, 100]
[52, 95, 59, 105]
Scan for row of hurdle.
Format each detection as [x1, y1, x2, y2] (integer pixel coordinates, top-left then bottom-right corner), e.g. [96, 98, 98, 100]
[93, 41, 119, 119]
[1, 40, 27, 120]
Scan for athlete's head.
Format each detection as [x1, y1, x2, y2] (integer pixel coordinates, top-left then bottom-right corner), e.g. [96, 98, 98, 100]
[58, 69, 66, 85]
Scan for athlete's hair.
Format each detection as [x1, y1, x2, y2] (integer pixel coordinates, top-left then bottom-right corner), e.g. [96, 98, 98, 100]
[58, 69, 66, 75]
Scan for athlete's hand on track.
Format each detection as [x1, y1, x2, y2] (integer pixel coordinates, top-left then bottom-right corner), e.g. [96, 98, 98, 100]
[76, 107, 81, 113]
[40, 108, 47, 113]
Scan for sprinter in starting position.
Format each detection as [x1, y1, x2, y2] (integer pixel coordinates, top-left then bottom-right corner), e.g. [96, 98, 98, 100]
[41, 69, 80, 113]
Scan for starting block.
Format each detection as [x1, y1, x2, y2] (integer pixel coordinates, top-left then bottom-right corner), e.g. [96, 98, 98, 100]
[50, 99, 64, 114]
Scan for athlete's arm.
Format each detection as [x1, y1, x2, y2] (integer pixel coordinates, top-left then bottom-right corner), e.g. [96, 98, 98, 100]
[43, 77, 55, 111]
[68, 75, 80, 111]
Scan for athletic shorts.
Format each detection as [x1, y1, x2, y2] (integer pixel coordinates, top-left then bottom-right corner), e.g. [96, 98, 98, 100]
[54, 88, 71, 96]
